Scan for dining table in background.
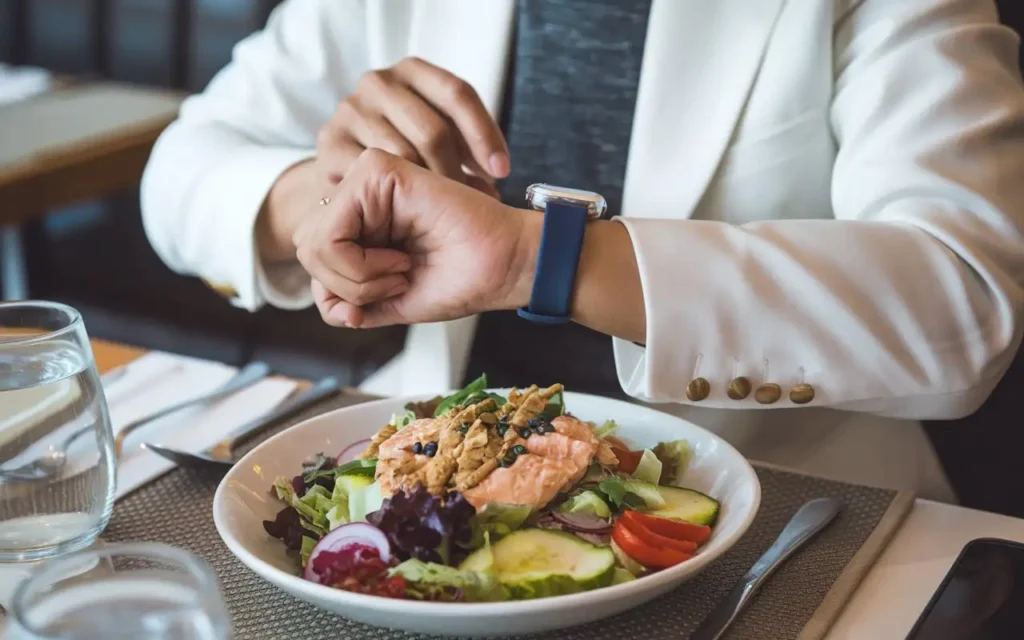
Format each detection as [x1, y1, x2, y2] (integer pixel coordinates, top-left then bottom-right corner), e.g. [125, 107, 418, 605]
[86, 338, 1024, 638]
[0, 79, 183, 300]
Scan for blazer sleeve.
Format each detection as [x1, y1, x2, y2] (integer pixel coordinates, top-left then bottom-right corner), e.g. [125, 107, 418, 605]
[614, 0, 1024, 419]
[141, 0, 369, 311]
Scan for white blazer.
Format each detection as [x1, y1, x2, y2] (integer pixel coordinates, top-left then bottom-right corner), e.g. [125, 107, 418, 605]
[141, 0, 1024, 501]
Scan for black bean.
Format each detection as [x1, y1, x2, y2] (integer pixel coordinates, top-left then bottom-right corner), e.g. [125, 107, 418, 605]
[497, 424, 508, 437]
[459, 423, 470, 434]
[424, 442, 438, 457]
[512, 445, 527, 456]
[412, 442, 423, 455]
[528, 418, 541, 428]
[518, 428, 532, 439]
[543, 423, 556, 433]
[499, 458, 513, 468]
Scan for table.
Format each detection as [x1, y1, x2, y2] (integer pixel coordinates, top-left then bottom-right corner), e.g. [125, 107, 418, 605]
[85, 338, 1024, 638]
[0, 81, 183, 299]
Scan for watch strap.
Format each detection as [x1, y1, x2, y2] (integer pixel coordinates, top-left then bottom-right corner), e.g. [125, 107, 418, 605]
[517, 201, 588, 324]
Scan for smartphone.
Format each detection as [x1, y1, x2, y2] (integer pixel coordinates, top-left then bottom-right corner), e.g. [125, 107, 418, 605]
[907, 538, 1024, 639]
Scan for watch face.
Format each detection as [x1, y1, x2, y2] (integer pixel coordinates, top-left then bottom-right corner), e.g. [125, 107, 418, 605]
[525, 183, 608, 219]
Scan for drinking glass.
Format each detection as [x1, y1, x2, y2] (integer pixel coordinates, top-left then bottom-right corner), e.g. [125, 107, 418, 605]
[0, 301, 116, 562]
[5, 543, 231, 640]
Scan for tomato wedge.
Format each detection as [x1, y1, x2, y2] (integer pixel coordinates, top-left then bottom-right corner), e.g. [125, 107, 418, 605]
[611, 521, 692, 569]
[618, 516, 697, 554]
[623, 510, 712, 544]
[610, 446, 643, 474]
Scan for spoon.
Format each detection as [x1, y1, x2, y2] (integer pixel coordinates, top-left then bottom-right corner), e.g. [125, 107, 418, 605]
[143, 376, 341, 471]
[0, 362, 271, 483]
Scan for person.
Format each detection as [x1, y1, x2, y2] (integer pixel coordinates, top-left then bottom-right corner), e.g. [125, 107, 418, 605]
[141, 0, 1024, 502]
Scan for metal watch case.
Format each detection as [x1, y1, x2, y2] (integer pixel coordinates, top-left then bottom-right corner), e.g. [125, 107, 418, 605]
[525, 183, 608, 220]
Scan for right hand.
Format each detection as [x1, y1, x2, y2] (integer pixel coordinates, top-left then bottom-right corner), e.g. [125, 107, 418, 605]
[316, 56, 510, 194]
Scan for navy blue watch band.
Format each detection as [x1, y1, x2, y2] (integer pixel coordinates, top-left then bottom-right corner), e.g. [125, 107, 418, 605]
[517, 201, 588, 324]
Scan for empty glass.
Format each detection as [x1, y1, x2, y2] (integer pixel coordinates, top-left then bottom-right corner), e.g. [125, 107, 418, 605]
[5, 542, 231, 639]
[0, 301, 116, 562]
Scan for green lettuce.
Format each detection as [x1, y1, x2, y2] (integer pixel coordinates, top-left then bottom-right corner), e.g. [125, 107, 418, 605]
[300, 536, 318, 567]
[631, 449, 664, 485]
[433, 374, 506, 417]
[390, 410, 417, 429]
[653, 439, 694, 486]
[466, 503, 533, 549]
[594, 420, 618, 438]
[390, 558, 508, 602]
[559, 491, 611, 519]
[598, 477, 665, 509]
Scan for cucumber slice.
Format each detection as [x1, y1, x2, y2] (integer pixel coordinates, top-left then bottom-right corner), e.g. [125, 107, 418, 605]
[645, 486, 720, 525]
[459, 529, 615, 599]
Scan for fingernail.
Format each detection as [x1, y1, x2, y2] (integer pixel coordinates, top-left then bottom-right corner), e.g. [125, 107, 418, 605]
[489, 152, 510, 179]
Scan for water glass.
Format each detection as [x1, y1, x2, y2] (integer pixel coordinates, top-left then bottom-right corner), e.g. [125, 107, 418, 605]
[0, 301, 116, 562]
[5, 543, 231, 640]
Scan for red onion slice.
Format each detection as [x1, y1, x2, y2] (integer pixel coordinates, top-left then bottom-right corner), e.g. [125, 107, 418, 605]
[303, 522, 391, 582]
[549, 510, 613, 534]
[336, 438, 371, 464]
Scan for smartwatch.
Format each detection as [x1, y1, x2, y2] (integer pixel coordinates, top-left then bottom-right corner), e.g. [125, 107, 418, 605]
[517, 184, 608, 325]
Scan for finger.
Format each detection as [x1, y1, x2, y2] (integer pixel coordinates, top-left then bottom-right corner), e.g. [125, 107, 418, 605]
[305, 257, 410, 308]
[348, 111, 425, 167]
[394, 57, 510, 178]
[315, 133, 365, 185]
[312, 279, 362, 328]
[357, 70, 465, 181]
[324, 241, 411, 281]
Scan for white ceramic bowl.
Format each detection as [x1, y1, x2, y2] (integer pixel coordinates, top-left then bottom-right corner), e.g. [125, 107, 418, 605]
[213, 392, 761, 637]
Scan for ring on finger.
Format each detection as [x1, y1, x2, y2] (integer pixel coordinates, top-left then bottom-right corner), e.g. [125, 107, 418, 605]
[319, 196, 331, 206]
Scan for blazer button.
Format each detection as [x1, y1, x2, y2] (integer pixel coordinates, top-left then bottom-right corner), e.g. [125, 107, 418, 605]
[686, 377, 711, 401]
[727, 377, 752, 400]
[790, 384, 815, 404]
[754, 383, 782, 404]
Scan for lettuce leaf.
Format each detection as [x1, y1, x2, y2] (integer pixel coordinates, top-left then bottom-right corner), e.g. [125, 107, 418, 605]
[390, 558, 508, 602]
[594, 420, 618, 438]
[631, 449, 663, 485]
[466, 503, 532, 549]
[300, 536, 318, 567]
[433, 374, 506, 417]
[652, 439, 694, 486]
[597, 477, 665, 509]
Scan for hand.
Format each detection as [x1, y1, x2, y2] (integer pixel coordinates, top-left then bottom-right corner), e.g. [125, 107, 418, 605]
[293, 149, 540, 329]
[316, 56, 509, 195]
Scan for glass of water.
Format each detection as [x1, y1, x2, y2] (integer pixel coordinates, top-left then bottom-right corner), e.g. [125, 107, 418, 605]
[5, 542, 231, 639]
[0, 301, 116, 562]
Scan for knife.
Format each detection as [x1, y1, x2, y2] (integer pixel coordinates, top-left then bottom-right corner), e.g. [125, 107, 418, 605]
[690, 497, 842, 640]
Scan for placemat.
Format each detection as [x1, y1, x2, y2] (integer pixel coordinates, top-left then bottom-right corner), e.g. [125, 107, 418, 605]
[103, 393, 913, 640]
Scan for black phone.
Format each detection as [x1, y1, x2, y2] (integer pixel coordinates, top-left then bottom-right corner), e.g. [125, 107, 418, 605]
[907, 538, 1024, 640]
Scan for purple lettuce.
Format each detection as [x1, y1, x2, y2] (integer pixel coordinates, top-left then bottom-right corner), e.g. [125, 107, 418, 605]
[366, 486, 475, 565]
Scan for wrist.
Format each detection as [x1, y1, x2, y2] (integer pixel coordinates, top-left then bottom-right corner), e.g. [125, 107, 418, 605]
[256, 159, 316, 263]
[501, 207, 543, 311]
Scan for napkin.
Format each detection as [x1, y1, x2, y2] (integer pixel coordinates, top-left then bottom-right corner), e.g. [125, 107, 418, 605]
[0, 63, 51, 105]
[105, 351, 297, 499]
[0, 352, 298, 609]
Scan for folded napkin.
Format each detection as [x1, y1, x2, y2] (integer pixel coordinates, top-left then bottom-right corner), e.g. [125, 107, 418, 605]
[0, 63, 51, 106]
[106, 351, 297, 499]
[0, 352, 297, 609]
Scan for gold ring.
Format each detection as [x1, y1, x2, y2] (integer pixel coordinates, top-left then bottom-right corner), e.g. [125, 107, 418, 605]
[319, 197, 331, 206]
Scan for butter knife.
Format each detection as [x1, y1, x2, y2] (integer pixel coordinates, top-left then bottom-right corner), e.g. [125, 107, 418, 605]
[690, 497, 842, 640]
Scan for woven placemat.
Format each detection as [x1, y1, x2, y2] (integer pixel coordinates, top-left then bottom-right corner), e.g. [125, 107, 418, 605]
[103, 393, 913, 640]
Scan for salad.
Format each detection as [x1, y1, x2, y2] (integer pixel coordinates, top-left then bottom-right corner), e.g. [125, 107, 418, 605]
[262, 376, 720, 602]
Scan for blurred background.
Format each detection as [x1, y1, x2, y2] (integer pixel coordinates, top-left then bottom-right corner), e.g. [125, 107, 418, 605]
[0, 0, 1022, 515]
[0, 0, 407, 386]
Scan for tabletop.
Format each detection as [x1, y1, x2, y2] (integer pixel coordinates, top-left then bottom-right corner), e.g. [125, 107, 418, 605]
[0, 81, 183, 225]
[85, 338, 1024, 639]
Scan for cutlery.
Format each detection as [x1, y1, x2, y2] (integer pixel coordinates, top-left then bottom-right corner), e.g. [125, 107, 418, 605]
[690, 497, 842, 640]
[113, 361, 272, 458]
[143, 376, 341, 471]
[0, 362, 271, 483]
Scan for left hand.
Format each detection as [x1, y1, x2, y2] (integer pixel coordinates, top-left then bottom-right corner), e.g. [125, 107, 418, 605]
[293, 149, 540, 328]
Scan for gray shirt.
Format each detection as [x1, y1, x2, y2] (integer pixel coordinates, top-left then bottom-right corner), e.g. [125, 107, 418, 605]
[467, 0, 652, 395]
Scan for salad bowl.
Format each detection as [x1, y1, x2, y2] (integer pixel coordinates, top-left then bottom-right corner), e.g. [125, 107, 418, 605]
[213, 390, 761, 637]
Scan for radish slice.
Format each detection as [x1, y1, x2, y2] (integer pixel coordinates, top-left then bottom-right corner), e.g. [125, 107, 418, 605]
[303, 523, 391, 582]
[550, 510, 613, 534]
[336, 439, 371, 464]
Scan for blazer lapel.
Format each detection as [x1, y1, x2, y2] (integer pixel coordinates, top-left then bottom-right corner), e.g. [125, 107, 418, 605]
[622, 0, 786, 219]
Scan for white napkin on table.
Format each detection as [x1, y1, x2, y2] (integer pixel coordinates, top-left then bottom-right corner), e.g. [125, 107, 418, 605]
[0, 352, 297, 608]
[105, 351, 297, 499]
